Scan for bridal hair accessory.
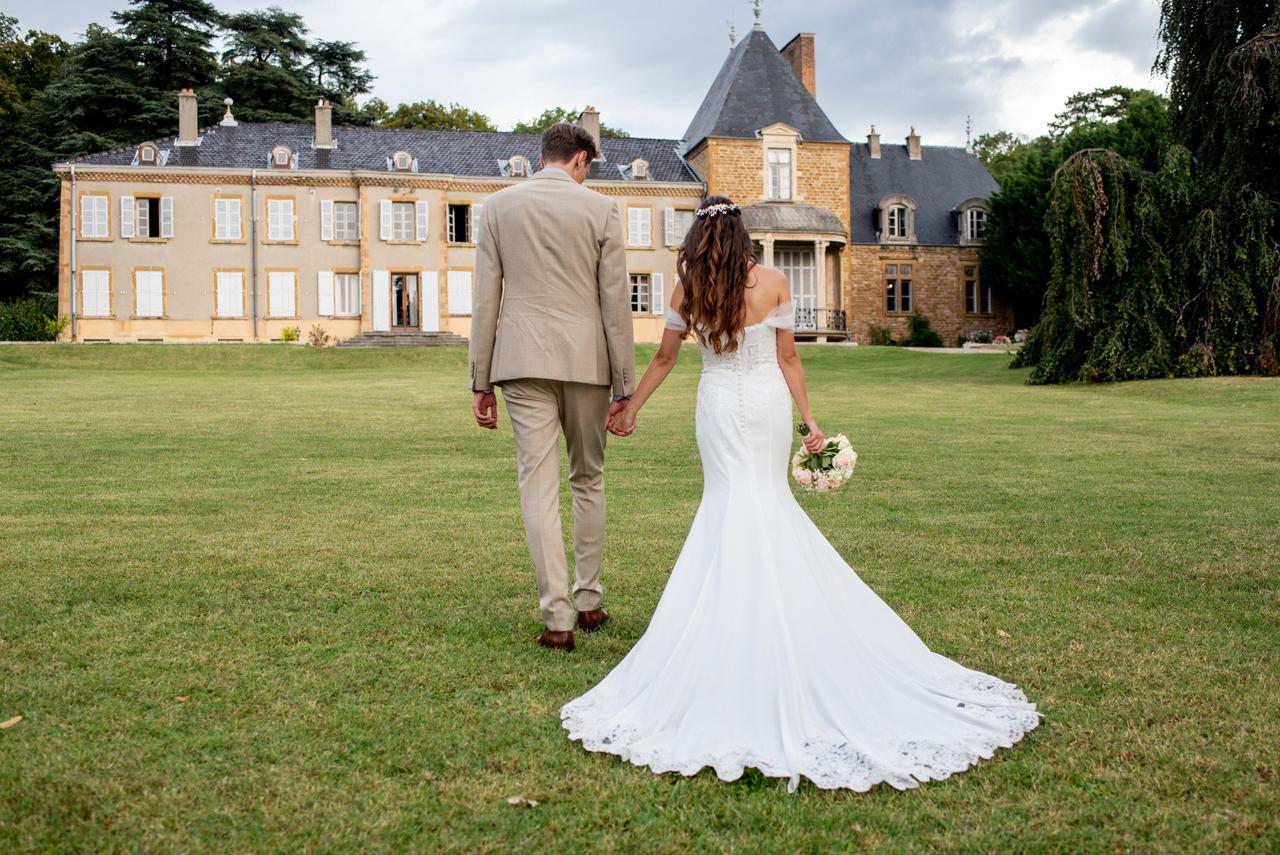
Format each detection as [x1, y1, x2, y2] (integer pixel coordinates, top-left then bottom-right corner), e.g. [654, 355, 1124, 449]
[695, 201, 740, 218]
[792, 425, 856, 492]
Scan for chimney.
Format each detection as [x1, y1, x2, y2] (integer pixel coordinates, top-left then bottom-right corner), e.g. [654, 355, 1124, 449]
[868, 125, 881, 159]
[314, 98, 333, 149]
[176, 89, 198, 146]
[576, 106, 602, 160]
[780, 33, 816, 99]
[907, 127, 922, 160]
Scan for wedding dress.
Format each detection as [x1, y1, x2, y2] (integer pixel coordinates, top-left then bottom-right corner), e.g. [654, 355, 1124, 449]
[561, 303, 1041, 792]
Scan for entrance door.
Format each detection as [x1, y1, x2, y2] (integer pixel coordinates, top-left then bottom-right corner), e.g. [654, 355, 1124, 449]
[392, 272, 418, 328]
[777, 248, 816, 329]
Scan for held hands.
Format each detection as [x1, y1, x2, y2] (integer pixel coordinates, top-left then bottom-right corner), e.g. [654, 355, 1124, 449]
[473, 391, 498, 430]
[606, 399, 637, 437]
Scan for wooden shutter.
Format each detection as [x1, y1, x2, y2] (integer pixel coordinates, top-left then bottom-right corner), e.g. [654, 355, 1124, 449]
[160, 196, 174, 238]
[317, 271, 335, 317]
[216, 271, 244, 318]
[320, 199, 334, 241]
[447, 270, 473, 316]
[415, 200, 429, 241]
[135, 270, 162, 317]
[82, 270, 109, 317]
[120, 196, 135, 238]
[471, 204, 484, 243]
[268, 271, 295, 317]
[372, 270, 390, 331]
[651, 272, 665, 315]
[420, 270, 440, 331]
[379, 200, 392, 241]
[663, 208, 676, 246]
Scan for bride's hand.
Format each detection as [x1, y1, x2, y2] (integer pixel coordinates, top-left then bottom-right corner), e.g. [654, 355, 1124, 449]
[802, 419, 825, 453]
[609, 403, 638, 437]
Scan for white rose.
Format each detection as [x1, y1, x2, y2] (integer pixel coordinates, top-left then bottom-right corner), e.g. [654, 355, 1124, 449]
[795, 470, 813, 486]
[833, 452, 853, 469]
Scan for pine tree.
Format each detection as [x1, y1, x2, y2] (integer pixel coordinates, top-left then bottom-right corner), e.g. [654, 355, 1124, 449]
[111, 0, 221, 93]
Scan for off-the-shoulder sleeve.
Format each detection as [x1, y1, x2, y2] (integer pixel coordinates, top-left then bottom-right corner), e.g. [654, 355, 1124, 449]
[664, 307, 689, 331]
[763, 301, 795, 330]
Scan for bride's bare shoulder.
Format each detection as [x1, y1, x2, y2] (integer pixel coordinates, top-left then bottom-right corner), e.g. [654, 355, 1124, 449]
[750, 265, 790, 300]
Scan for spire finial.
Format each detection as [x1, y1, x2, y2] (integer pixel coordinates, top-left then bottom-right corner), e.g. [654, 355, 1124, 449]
[728, 19, 736, 48]
[965, 114, 973, 150]
[752, 0, 763, 30]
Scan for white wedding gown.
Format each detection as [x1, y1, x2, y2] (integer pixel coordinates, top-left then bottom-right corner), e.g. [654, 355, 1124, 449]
[561, 304, 1041, 792]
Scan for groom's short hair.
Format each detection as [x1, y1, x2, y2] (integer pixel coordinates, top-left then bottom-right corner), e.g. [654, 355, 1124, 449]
[541, 123, 598, 164]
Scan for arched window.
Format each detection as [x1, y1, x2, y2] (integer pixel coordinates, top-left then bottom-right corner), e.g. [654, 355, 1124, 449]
[509, 155, 528, 177]
[137, 143, 158, 165]
[392, 150, 413, 172]
[631, 159, 649, 179]
[954, 197, 989, 244]
[270, 145, 294, 169]
[877, 194, 917, 243]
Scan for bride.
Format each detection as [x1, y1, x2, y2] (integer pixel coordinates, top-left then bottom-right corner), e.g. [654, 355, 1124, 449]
[560, 195, 1042, 792]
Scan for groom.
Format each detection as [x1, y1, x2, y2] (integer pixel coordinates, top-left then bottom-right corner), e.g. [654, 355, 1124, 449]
[469, 123, 636, 653]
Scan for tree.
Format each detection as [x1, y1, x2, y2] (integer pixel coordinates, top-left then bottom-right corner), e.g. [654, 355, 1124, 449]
[971, 130, 1033, 183]
[1048, 85, 1145, 139]
[218, 8, 314, 121]
[376, 99, 496, 131]
[111, 0, 221, 93]
[511, 106, 629, 137]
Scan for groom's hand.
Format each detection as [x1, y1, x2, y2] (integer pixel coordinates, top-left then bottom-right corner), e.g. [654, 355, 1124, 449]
[606, 400, 636, 437]
[473, 391, 498, 430]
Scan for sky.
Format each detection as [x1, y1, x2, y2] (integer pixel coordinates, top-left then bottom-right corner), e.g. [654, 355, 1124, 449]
[8, 0, 1168, 146]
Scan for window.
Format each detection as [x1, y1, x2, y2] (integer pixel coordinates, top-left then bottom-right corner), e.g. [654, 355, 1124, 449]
[631, 159, 648, 179]
[215, 271, 244, 317]
[135, 197, 158, 238]
[392, 150, 413, 172]
[267, 270, 296, 317]
[665, 208, 694, 246]
[887, 206, 908, 239]
[963, 264, 992, 314]
[134, 270, 164, 317]
[447, 204, 472, 243]
[271, 146, 293, 169]
[267, 198, 295, 241]
[214, 197, 242, 241]
[79, 195, 109, 239]
[138, 144, 157, 165]
[391, 202, 415, 241]
[334, 272, 361, 317]
[767, 148, 793, 200]
[627, 207, 651, 247]
[80, 269, 111, 317]
[333, 201, 358, 241]
[886, 263, 912, 313]
[630, 273, 651, 313]
[967, 208, 987, 240]
[509, 156, 528, 177]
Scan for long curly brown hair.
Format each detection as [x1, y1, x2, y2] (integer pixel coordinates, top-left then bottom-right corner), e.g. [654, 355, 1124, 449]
[675, 195, 756, 354]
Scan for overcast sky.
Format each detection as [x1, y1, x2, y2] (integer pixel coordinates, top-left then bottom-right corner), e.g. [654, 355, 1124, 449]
[8, 0, 1167, 146]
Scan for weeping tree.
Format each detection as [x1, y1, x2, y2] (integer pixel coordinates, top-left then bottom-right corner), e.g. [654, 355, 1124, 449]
[1015, 1, 1280, 382]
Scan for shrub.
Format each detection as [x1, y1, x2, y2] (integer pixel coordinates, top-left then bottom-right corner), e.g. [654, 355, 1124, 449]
[306, 325, 332, 347]
[901, 312, 943, 347]
[867, 323, 895, 346]
[0, 299, 56, 341]
[280, 326, 300, 343]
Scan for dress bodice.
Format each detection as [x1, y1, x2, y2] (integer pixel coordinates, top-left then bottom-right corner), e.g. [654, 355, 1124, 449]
[665, 302, 795, 376]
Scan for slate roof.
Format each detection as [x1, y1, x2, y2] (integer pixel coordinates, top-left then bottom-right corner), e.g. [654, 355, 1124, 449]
[850, 142, 999, 245]
[62, 123, 703, 184]
[681, 28, 846, 154]
[742, 203, 845, 237]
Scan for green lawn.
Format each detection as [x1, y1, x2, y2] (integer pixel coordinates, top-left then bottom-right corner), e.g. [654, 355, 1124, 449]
[1, 343, 1277, 852]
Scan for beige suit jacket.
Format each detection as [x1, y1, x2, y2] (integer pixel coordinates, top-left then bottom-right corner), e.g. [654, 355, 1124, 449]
[469, 169, 636, 397]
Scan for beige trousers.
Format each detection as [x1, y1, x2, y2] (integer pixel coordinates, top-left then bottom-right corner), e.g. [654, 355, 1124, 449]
[499, 378, 611, 631]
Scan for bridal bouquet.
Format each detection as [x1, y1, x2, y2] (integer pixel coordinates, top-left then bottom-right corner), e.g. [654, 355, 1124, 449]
[791, 425, 857, 492]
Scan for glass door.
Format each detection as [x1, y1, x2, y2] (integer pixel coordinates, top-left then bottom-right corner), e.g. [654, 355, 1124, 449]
[777, 248, 816, 329]
[392, 273, 419, 328]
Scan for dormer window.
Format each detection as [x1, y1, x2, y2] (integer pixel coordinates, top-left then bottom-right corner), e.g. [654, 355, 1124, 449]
[954, 198, 989, 245]
[631, 159, 649, 180]
[271, 146, 293, 169]
[509, 155, 528, 177]
[877, 194, 917, 243]
[392, 150, 413, 172]
[137, 144, 158, 165]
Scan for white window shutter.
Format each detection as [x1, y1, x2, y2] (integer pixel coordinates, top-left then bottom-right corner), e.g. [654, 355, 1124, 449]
[664, 208, 676, 246]
[120, 196, 135, 238]
[286, 200, 295, 240]
[379, 200, 392, 241]
[356, 201, 362, 239]
[420, 270, 440, 331]
[160, 196, 174, 238]
[415, 200, 428, 241]
[652, 272, 665, 315]
[471, 204, 484, 243]
[317, 271, 335, 317]
[447, 270, 473, 316]
[320, 199, 334, 241]
[372, 270, 391, 330]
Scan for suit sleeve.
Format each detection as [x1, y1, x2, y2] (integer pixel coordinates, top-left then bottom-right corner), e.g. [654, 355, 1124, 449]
[469, 202, 502, 392]
[598, 204, 636, 397]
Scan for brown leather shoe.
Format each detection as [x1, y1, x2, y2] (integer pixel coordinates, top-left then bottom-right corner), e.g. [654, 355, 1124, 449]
[537, 629, 575, 652]
[577, 608, 610, 633]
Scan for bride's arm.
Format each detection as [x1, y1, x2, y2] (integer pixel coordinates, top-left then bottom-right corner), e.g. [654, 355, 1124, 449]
[776, 329, 825, 453]
[608, 286, 686, 436]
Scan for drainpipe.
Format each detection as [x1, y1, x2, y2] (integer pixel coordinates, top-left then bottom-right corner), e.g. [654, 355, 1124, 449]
[69, 165, 77, 341]
[250, 168, 259, 341]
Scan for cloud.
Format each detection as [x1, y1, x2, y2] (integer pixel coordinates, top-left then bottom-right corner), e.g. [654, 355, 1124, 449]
[4, 0, 1168, 146]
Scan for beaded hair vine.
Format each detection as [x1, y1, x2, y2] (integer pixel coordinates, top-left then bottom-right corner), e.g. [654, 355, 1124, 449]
[695, 201, 740, 218]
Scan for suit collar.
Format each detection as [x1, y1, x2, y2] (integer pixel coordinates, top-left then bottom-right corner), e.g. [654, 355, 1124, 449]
[532, 168, 577, 184]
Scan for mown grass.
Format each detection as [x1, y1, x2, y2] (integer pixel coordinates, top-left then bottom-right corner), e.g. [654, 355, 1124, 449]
[0, 343, 1277, 852]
